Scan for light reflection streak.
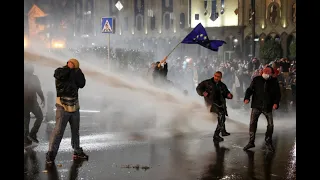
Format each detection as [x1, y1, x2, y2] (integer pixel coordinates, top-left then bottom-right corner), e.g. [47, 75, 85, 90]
[286, 138, 296, 179]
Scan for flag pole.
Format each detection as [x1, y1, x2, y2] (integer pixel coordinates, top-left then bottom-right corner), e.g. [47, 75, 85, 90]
[166, 42, 181, 57]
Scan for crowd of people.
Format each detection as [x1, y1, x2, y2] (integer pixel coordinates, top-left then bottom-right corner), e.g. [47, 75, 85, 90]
[65, 47, 296, 113]
[24, 45, 296, 164]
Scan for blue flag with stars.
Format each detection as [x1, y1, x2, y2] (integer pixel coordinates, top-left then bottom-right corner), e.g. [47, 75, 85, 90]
[181, 23, 226, 51]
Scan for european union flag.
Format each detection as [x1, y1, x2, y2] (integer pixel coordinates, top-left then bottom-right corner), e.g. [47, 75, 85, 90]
[181, 23, 226, 51]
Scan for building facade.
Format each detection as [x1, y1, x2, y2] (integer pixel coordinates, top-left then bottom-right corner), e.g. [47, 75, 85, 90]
[89, 0, 296, 60]
[25, 0, 296, 60]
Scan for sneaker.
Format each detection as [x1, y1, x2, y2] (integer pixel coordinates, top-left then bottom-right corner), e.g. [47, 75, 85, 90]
[213, 135, 224, 142]
[243, 143, 255, 151]
[265, 143, 275, 153]
[221, 131, 231, 136]
[73, 150, 89, 160]
[46, 151, 55, 164]
[28, 134, 39, 144]
[24, 139, 32, 148]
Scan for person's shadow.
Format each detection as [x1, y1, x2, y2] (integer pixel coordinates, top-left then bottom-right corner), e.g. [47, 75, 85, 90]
[24, 149, 40, 180]
[263, 151, 275, 180]
[245, 150, 258, 180]
[45, 163, 59, 180]
[245, 150, 275, 180]
[68, 159, 86, 180]
[200, 142, 229, 180]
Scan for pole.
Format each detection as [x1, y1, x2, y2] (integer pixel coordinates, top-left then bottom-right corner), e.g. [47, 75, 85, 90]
[166, 42, 181, 57]
[251, 0, 256, 58]
[108, 33, 110, 71]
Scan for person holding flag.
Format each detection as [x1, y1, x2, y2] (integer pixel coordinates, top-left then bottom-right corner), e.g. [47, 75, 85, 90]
[152, 56, 168, 86]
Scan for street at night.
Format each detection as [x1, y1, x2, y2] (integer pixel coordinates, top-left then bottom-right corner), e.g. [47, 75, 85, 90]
[24, 113, 296, 180]
[24, 0, 296, 179]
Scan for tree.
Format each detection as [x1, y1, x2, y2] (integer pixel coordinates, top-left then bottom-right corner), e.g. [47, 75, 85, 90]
[289, 40, 296, 59]
[259, 39, 282, 64]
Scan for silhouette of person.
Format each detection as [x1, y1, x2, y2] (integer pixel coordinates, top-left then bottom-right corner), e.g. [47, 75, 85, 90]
[245, 150, 258, 180]
[270, 4, 278, 24]
[46, 163, 59, 180]
[24, 150, 41, 180]
[200, 142, 229, 179]
[245, 150, 275, 180]
[69, 160, 85, 180]
[263, 152, 275, 180]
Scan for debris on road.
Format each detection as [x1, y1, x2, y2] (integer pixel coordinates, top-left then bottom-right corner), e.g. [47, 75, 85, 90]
[120, 164, 150, 171]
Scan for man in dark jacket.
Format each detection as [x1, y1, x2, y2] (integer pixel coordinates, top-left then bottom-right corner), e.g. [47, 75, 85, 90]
[46, 59, 88, 164]
[196, 71, 233, 142]
[243, 67, 281, 152]
[24, 64, 45, 146]
[152, 56, 168, 86]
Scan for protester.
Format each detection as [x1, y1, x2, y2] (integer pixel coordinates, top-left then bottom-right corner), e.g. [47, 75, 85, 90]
[243, 67, 281, 152]
[152, 56, 168, 86]
[196, 71, 233, 142]
[24, 63, 45, 146]
[46, 58, 88, 164]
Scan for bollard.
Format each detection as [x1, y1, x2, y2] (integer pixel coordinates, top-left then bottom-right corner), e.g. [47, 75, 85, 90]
[45, 91, 55, 122]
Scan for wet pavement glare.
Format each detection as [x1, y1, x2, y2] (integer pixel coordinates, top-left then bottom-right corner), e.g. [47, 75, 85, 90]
[24, 116, 296, 180]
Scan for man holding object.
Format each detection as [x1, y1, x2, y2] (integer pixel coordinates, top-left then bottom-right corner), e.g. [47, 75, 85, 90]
[243, 67, 281, 152]
[196, 71, 233, 142]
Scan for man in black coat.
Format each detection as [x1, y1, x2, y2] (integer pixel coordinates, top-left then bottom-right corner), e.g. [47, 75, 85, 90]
[46, 59, 88, 164]
[243, 67, 281, 152]
[24, 64, 45, 146]
[152, 56, 168, 86]
[196, 71, 233, 142]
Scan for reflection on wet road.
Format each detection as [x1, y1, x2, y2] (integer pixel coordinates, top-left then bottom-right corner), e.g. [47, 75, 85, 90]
[25, 116, 296, 180]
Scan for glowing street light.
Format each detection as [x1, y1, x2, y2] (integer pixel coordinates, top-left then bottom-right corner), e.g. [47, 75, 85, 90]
[53, 43, 64, 48]
[51, 39, 65, 49]
[24, 37, 28, 48]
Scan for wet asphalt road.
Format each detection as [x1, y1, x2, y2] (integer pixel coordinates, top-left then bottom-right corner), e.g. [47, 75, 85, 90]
[25, 113, 296, 180]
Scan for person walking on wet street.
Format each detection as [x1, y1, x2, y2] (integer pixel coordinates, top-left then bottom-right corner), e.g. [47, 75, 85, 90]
[196, 71, 233, 142]
[46, 59, 88, 164]
[24, 64, 45, 147]
[243, 66, 281, 152]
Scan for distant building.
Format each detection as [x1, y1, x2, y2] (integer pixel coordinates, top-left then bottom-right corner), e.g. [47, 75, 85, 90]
[24, 0, 296, 59]
[89, 0, 295, 60]
[24, 0, 74, 49]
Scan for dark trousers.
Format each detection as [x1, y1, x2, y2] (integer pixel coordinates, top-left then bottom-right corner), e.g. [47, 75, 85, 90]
[248, 108, 274, 144]
[213, 106, 227, 136]
[24, 103, 43, 141]
[48, 104, 82, 158]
